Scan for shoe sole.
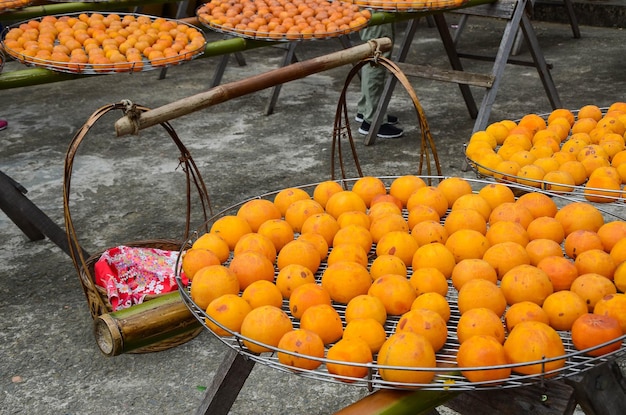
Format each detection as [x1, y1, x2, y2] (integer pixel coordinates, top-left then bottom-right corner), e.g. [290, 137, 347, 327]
[355, 115, 398, 125]
[358, 128, 403, 139]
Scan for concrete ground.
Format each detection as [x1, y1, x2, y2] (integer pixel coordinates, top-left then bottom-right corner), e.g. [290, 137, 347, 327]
[1, 9, 626, 415]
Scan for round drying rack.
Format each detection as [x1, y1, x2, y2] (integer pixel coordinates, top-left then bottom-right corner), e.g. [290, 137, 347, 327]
[175, 175, 626, 392]
[465, 108, 625, 205]
[197, 17, 369, 42]
[195, 0, 370, 42]
[0, 12, 206, 74]
[342, 0, 469, 13]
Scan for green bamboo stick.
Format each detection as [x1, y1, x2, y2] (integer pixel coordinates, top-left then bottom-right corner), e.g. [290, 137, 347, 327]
[0, 37, 272, 89]
[94, 290, 201, 356]
[335, 388, 460, 415]
[202, 36, 272, 58]
[0, 0, 174, 22]
[0, 66, 84, 88]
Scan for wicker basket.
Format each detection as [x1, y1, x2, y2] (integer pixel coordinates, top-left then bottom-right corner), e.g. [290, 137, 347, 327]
[63, 101, 212, 355]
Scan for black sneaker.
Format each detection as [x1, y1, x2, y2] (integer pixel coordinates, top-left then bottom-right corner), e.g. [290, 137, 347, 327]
[355, 113, 398, 125]
[358, 121, 403, 139]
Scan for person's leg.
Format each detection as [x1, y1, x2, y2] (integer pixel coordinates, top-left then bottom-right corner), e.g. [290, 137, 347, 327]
[357, 24, 402, 139]
[357, 24, 393, 122]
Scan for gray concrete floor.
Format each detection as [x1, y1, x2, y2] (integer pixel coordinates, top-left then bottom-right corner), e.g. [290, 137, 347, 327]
[1, 13, 625, 415]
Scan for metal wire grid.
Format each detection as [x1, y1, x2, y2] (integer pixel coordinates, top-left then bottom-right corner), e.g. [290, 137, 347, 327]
[195, 1, 370, 42]
[175, 176, 626, 391]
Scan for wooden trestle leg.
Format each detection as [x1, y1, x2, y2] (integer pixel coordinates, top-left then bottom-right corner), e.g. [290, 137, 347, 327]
[195, 349, 256, 415]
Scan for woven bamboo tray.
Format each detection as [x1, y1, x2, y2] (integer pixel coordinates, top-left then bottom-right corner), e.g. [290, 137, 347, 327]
[63, 101, 212, 355]
[1, 12, 206, 74]
[176, 176, 626, 391]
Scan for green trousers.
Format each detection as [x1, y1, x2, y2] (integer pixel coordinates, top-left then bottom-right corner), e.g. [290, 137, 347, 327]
[357, 24, 394, 124]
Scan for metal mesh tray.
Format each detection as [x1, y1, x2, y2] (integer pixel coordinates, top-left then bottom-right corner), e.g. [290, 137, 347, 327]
[176, 176, 626, 391]
[196, 0, 371, 42]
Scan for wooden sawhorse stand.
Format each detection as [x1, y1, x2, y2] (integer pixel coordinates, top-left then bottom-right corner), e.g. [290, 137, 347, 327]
[0, 170, 73, 257]
[364, 0, 562, 145]
[197, 347, 626, 415]
[454, 0, 581, 56]
[210, 35, 355, 115]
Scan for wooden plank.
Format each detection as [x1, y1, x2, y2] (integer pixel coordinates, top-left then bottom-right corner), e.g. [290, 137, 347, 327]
[518, 10, 562, 109]
[0, 171, 44, 242]
[455, 52, 547, 68]
[0, 170, 74, 256]
[396, 62, 495, 87]
[450, 0, 518, 19]
[443, 381, 577, 415]
[433, 13, 479, 118]
[195, 349, 256, 415]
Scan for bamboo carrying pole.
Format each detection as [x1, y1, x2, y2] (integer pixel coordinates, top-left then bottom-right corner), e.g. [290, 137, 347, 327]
[114, 37, 393, 136]
[94, 291, 201, 356]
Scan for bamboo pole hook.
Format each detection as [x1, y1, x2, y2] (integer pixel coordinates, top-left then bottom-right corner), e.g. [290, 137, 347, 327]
[114, 37, 393, 137]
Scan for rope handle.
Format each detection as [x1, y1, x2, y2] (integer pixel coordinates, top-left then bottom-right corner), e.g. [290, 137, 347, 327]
[331, 54, 442, 181]
[62, 101, 212, 309]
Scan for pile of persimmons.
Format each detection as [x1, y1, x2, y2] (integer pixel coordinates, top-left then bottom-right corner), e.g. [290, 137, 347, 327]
[466, 102, 626, 204]
[182, 171, 626, 387]
[196, 0, 371, 40]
